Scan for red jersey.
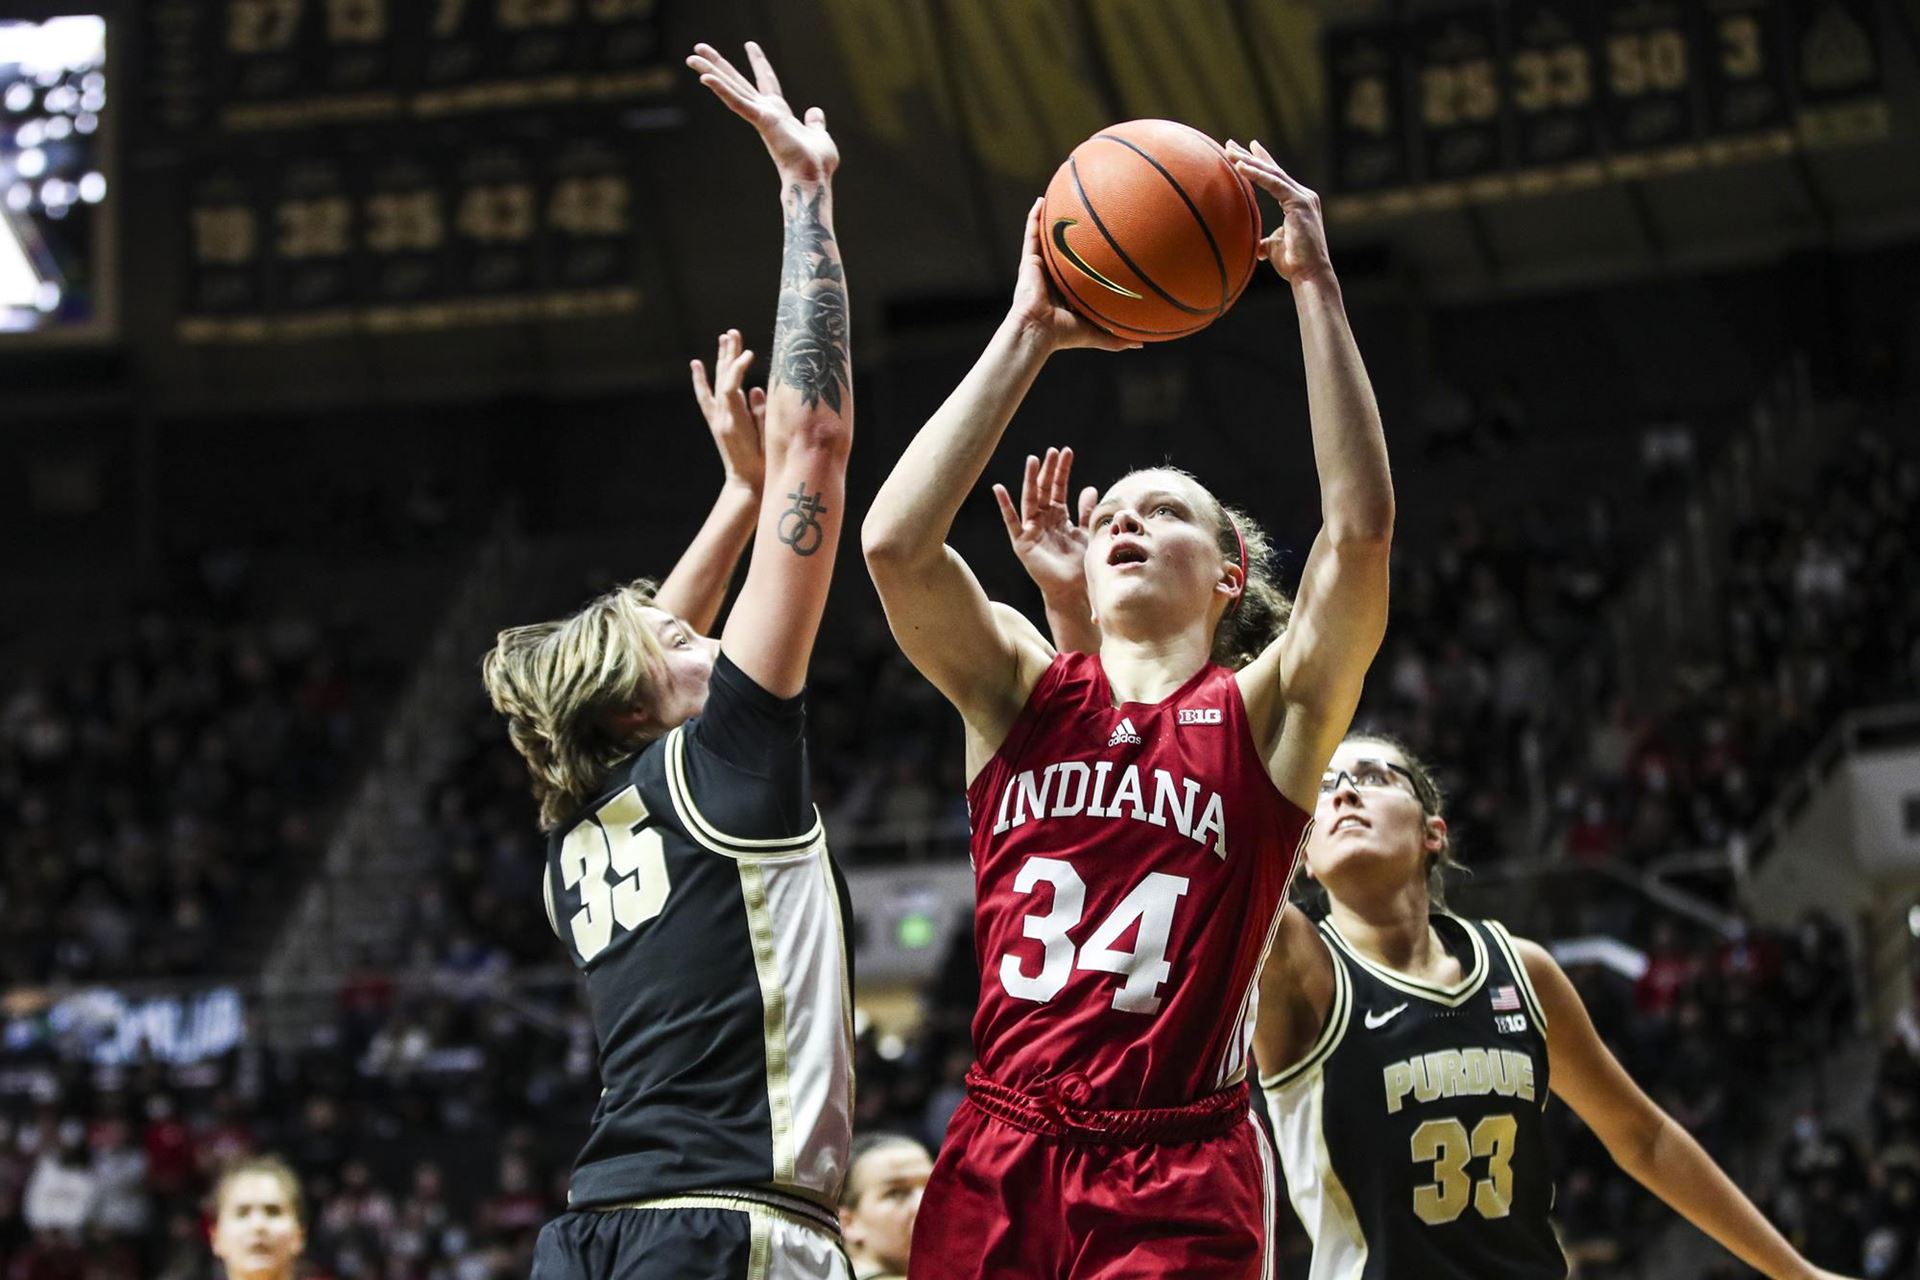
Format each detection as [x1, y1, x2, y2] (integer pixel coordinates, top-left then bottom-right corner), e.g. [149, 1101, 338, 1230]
[964, 651, 1311, 1109]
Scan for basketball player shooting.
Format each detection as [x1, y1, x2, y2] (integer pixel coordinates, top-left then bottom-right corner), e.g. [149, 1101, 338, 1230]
[485, 41, 858, 1280]
[861, 141, 1394, 1277]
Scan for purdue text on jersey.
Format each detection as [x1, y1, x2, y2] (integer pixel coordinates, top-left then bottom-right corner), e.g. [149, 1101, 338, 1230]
[1263, 914, 1567, 1280]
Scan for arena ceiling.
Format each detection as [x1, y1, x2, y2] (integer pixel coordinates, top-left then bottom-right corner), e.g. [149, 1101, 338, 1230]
[3, 0, 1917, 407]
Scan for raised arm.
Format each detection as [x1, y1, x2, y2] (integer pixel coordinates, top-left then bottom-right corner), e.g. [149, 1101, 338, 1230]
[861, 205, 1130, 764]
[653, 329, 766, 635]
[1519, 939, 1854, 1280]
[995, 445, 1102, 655]
[1228, 141, 1395, 808]
[686, 42, 850, 700]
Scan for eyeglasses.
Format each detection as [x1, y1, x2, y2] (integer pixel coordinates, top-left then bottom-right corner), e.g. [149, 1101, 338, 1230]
[1319, 759, 1419, 796]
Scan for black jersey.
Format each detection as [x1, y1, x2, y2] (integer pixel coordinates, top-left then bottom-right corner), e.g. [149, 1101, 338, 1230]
[541, 654, 854, 1211]
[1262, 913, 1565, 1280]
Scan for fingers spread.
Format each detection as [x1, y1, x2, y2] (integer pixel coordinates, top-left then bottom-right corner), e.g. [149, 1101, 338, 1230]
[689, 43, 751, 92]
[992, 484, 1021, 536]
[744, 41, 784, 99]
[1036, 447, 1060, 511]
[696, 73, 758, 119]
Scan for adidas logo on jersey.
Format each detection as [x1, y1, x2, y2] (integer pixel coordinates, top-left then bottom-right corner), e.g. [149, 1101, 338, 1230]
[1177, 707, 1223, 725]
[1107, 717, 1142, 747]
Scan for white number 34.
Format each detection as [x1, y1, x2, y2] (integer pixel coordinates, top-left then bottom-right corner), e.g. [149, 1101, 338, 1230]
[999, 857, 1190, 1014]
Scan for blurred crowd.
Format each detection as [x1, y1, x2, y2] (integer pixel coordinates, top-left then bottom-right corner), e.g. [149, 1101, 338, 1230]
[0, 901, 1876, 1278]
[0, 975, 591, 1279]
[0, 395, 1913, 1279]
[0, 597, 360, 987]
[1556, 429, 1920, 867]
[1745, 986, 1920, 1280]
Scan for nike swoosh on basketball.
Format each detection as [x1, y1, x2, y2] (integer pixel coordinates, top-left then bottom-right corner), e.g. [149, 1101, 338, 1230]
[1364, 1003, 1409, 1030]
[1051, 218, 1144, 299]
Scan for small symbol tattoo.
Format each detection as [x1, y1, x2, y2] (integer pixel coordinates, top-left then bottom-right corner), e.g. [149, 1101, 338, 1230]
[778, 485, 828, 556]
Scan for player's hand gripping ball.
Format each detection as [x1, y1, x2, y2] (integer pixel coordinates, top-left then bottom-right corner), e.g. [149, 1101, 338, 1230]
[1040, 119, 1262, 343]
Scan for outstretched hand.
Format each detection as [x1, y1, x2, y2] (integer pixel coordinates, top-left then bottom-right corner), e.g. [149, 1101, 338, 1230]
[994, 446, 1098, 601]
[687, 41, 837, 183]
[1008, 198, 1140, 353]
[689, 328, 766, 494]
[1226, 139, 1334, 288]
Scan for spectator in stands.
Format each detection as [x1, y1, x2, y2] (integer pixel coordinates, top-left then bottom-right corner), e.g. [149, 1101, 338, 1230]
[22, 1120, 94, 1237]
[209, 1156, 306, 1280]
[839, 1133, 932, 1280]
[88, 1117, 150, 1241]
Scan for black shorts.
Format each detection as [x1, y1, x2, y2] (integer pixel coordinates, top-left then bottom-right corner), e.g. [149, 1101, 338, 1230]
[531, 1195, 849, 1280]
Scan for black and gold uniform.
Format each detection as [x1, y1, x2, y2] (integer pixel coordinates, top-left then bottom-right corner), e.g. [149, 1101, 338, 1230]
[532, 655, 854, 1279]
[1262, 913, 1565, 1280]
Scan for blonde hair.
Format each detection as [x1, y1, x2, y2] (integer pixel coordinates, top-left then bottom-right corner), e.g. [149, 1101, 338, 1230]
[1113, 467, 1293, 669]
[213, 1154, 305, 1230]
[481, 579, 670, 830]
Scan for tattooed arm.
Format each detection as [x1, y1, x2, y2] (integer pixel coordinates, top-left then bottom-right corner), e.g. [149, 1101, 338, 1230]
[687, 41, 851, 700]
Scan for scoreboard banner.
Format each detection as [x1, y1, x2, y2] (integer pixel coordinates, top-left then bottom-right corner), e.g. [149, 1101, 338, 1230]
[1507, 1, 1602, 175]
[176, 129, 645, 343]
[1324, 0, 1888, 219]
[141, 0, 670, 140]
[140, 0, 668, 343]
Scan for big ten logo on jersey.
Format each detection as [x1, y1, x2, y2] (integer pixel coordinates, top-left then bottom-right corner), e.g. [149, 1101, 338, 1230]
[554, 785, 670, 962]
[1177, 707, 1222, 725]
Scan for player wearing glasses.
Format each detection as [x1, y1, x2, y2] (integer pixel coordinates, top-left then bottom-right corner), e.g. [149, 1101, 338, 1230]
[1251, 733, 1855, 1280]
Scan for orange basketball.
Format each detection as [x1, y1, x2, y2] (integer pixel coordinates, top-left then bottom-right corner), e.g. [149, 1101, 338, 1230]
[1040, 119, 1262, 343]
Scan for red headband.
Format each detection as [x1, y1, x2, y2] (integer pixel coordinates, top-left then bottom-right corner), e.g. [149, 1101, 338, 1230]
[1227, 519, 1248, 616]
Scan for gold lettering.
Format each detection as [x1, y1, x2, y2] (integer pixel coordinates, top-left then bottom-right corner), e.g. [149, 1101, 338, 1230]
[1413, 1053, 1441, 1104]
[1238, 0, 1325, 158]
[1384, 1061, 1414, 1114]
[1460, 1047, 1490, 1095]
[1439, 1049, 1468, 1099]
[1514, 1051, 1536, 1103]
[944, 3, 1052, 178]
[1085, 0, 1265, 140]
[820, 0, 945, 147]
[992, 0, 1105, 156]
[1487, 1047, 1513, 1096]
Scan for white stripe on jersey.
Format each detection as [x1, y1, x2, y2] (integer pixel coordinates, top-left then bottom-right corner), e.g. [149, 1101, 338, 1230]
[1252, 1108, 1278, 1280]
[737, 842, 854, 1202]
[1213, 845, 1304, 1090]
[1267, 1069, 1369, 1280]
[751, 1208, 851, 1280]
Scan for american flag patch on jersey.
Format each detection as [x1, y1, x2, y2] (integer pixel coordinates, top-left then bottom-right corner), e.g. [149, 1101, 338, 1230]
[1491, 985, 1522, 1011]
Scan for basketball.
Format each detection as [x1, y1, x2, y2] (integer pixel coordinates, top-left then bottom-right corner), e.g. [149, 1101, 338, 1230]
[1040, 119, 1262, 343]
